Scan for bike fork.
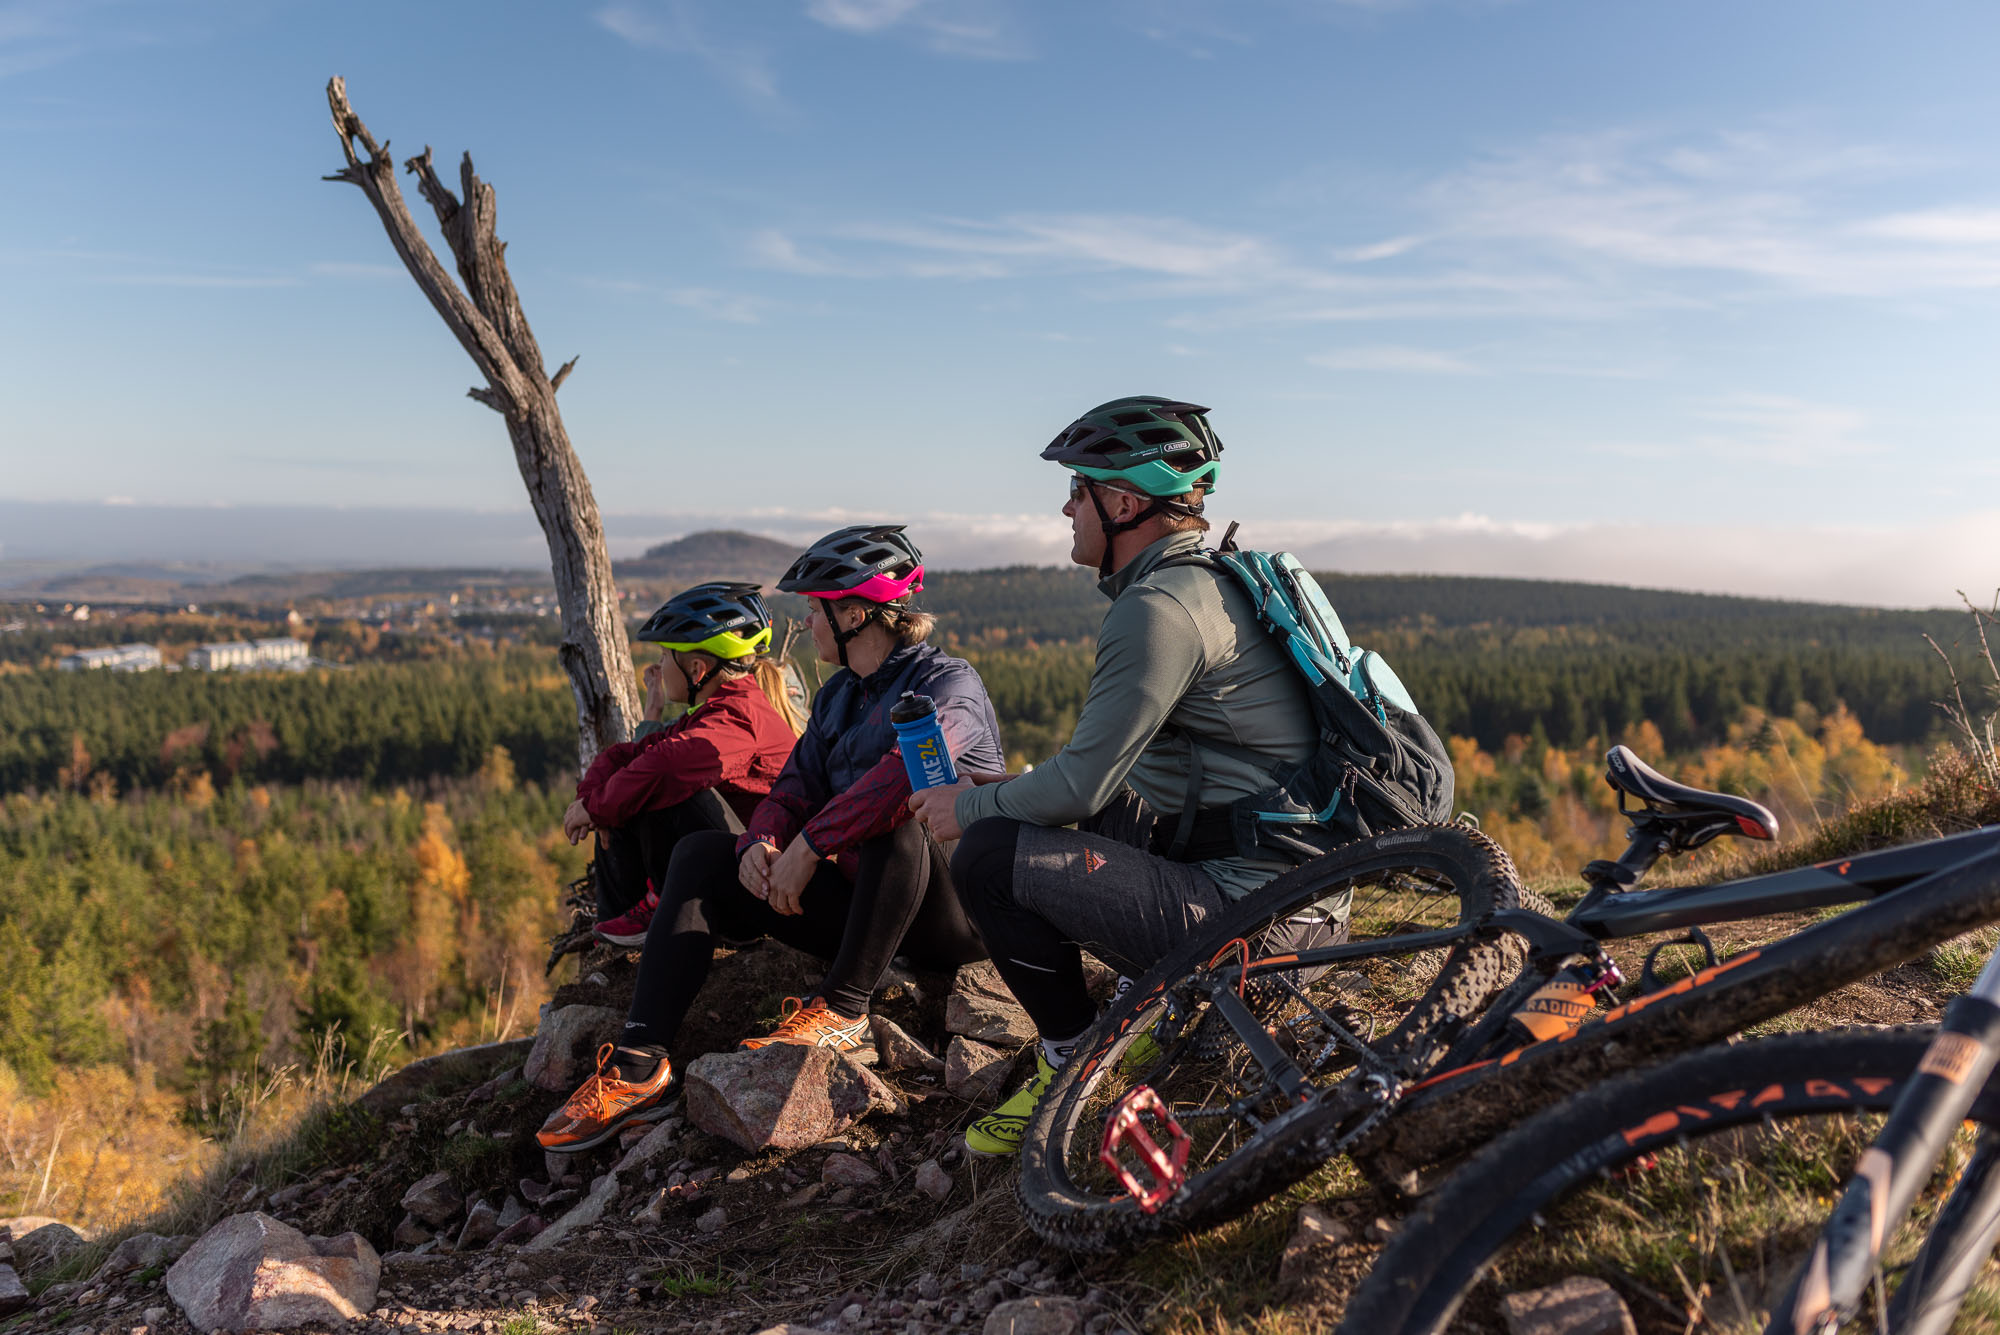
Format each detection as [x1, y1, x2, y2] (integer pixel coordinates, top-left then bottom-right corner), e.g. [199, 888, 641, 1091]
[1767, 948, 2000, 1335]
[1886, 1125, 2000, 1335]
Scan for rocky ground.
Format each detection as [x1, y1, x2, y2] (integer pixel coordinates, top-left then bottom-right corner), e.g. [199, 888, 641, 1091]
[2, 898, 1972, 1335]
[5, 939, 1155, 1335]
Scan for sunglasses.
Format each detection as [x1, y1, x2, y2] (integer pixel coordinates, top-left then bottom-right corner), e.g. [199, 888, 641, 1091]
[1068, 476, 1140, 504]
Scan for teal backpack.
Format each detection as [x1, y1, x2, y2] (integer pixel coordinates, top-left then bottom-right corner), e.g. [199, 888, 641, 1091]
[1159, 527, 1455, 862]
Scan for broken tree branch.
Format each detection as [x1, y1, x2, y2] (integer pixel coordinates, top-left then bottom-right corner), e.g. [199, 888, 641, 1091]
[324, 76, 639, 764]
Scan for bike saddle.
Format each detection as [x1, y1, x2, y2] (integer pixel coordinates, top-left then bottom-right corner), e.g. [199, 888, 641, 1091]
[1604, 745, 1779, 847]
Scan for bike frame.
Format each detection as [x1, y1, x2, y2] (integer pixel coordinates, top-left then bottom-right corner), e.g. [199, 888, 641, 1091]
[1765, 941, 2000, 1335]
[1162, 823, 2000, 1188]
[1360, 828, 2000, 1182]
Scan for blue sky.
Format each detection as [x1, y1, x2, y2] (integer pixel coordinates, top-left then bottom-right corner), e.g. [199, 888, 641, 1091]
[2, 0, 1997, 604]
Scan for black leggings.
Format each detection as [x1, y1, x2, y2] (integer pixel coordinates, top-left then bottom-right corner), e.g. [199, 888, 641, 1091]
[621, 821, 986, 1051]
[592, 790, 743, 919]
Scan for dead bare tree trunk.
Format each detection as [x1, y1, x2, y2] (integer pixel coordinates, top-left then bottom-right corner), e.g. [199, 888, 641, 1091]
[322, 76, 638, 765]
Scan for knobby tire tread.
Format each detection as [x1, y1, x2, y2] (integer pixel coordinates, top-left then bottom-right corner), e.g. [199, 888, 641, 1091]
[1339, 1026, 2000, 1335]
[1018, 824, 1528, 1254]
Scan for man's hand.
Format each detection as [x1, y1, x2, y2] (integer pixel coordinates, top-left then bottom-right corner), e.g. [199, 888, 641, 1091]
[766, 838, 818, 916]
[642, 661, 668, 721]
[738, 842, 775, 899]
[909, 777, 978, 843]
[562, 799, 594, 845]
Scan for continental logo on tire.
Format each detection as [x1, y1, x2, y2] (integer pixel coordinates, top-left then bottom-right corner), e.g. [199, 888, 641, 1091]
[1617, 1076, 1897, 1146]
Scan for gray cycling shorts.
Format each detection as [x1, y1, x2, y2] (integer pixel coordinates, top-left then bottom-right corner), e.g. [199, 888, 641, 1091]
[1010, 825, 1230, 979]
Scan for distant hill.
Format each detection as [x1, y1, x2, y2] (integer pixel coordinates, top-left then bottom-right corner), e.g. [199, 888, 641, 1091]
[612, 530, 800, 591]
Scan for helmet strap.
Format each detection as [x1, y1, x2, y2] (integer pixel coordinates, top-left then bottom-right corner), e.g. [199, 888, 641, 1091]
[1086, 484, 1204, 578]
[829, 603, 874, 670]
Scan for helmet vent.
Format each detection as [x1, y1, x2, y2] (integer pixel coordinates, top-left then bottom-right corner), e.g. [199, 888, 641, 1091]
[1135, 427, 1182, 446]
[1111, 411, 1154, 426]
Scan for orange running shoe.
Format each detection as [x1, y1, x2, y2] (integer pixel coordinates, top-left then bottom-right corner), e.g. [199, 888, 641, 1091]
[536, 1044, 675, 1154]
[737, 996, 875, 1062]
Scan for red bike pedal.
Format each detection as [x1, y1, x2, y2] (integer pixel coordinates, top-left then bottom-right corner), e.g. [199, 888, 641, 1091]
[1099, 1085, 1192, 1213]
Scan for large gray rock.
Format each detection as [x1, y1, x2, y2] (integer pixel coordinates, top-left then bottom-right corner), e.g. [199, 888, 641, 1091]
[522, 1004, 624, 1093]
[944, 1036, 1011, 1101]
[684, 1044, 903, 1152]
[1499, 1276, 1638, 1335]
[946, 961, 1037, 1046]
[914, 1159, 953, 1202]
[164, 1212, 380, 1333]
[523, 1171, 621, 1253]
[612, 1116, 683, 1174]
[983, 1296, 1084, 1335]
[455, 1199, 504, 1251]
[489, 1212, 544, 1248]
[94, 1231, 183, 1280]
[821, 1152, 882, 1188]
[0, 1265, 26, 1318]
[869, 1014, 945, 1073]
[398, 1171, 464, 1227]
[12, 1221, 85, 1274]
[354, 1038, 535, 1115]
[0, 1216, 69, 1243]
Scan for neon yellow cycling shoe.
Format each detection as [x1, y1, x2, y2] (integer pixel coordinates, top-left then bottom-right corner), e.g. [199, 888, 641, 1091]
[964, 1050, 1060, 1157]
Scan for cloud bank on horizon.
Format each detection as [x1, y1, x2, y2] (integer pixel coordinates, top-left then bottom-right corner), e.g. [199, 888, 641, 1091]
[3, 499, 1992, 611]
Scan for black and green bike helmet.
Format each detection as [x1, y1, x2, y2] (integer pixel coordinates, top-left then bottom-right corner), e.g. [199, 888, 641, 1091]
[1041, 396, 1223, 497]
[1045, 396, 1223, 574]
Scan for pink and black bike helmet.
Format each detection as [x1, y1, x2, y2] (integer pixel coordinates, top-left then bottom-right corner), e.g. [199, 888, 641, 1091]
[778, 525, 926, 666]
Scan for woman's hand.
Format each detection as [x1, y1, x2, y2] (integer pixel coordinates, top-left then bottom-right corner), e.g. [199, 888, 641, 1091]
[562, 800, 594, 845]
[738, 842, 775, 899]
[908, 778, 977, 842]
[766, 839, 819, 916]
[642, 661, 668, 721]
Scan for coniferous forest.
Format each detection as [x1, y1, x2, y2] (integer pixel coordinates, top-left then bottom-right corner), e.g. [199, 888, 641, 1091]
[0, 570, 1983, 1229]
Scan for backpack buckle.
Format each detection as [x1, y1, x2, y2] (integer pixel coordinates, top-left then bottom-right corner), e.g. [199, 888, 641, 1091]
[1099, 1085, 1192, 1213]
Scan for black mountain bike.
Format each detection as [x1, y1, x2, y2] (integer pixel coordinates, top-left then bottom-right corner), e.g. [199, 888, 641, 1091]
[1341, 934, 2000, 1333]
[1016, 744, 2000, 1258]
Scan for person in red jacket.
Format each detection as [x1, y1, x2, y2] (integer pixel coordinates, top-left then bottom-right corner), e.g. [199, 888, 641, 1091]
[565, 583, 803, 948]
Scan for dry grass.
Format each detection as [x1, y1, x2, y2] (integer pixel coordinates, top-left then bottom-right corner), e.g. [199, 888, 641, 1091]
[24, 1026, 398, 1286]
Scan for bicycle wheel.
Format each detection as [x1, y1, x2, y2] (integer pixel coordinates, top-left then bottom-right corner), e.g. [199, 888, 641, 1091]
[1341, 1027, 2000, 1335]
[1019, 824, 1528, 1253]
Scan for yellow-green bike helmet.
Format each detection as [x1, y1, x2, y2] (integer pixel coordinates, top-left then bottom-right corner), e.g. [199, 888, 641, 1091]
[634, 582, 773, 658]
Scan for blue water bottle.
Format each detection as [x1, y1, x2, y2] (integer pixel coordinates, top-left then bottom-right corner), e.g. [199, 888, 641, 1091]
[891, 691, 959, 791]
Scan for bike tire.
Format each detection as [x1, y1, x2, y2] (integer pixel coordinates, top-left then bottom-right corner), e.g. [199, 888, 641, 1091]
[1019, 824, 1528, 1254]
[1340, 1027, 2000, 1335]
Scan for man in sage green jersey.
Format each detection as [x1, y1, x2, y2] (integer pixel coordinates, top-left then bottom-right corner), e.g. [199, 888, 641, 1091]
[908, 397, 1319, 1156]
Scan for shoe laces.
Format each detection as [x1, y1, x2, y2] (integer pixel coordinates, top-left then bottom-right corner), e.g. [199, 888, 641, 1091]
[568, 1043, 619, 1120]
[767, 996, 828, 1039]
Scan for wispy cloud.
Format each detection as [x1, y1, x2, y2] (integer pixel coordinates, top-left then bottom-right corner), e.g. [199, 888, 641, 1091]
[93, 273, 300, 288]
[309, 261, 404, 280]
[595, 3, 781, 104]
[804, 0, 1028, 59]
[1690, 392, 1879, 465]
[1589, 392, 1880, 468]
[752, 213, 1282, 282]
[1309, 344, 1483, 374]
[741, 123, 2000, 337]
[1857, 207, 2000, 246]
[1426, 127, 2000, 296]
[667, 287, 771, 323]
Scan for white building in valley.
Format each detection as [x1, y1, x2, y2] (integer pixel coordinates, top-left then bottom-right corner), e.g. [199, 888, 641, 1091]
[187, 637, 309, 671]
[58, 643, 163, 672]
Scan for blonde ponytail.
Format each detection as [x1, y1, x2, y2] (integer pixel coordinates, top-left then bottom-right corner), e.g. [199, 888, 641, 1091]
[752, 656, 807, 737]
